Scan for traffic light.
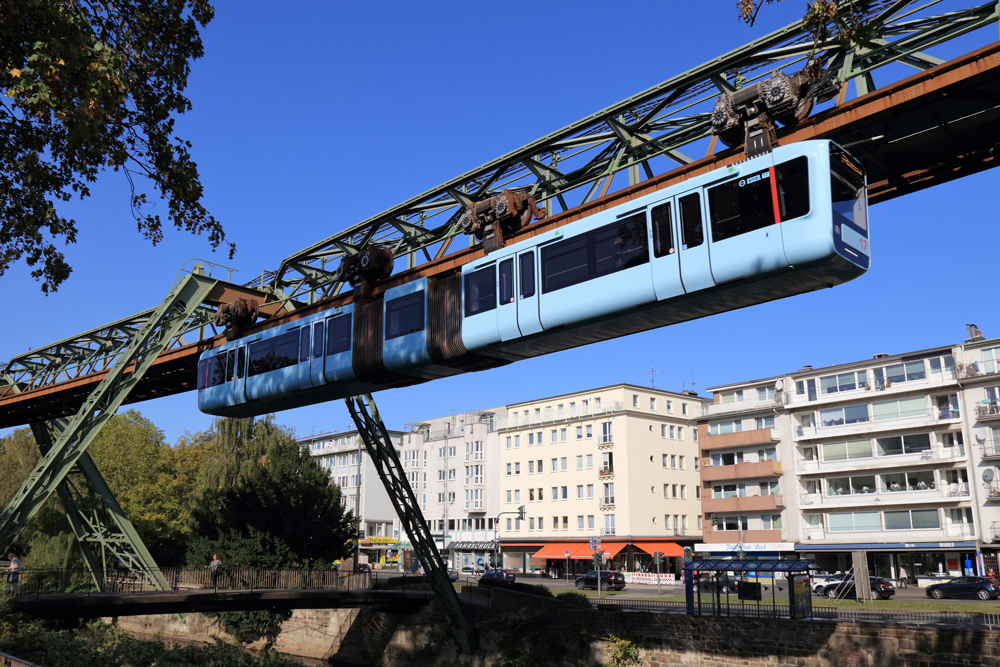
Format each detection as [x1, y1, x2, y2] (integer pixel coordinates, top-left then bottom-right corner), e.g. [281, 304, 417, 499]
[517, 505, 525, 520]
[653, 550, 662, 566]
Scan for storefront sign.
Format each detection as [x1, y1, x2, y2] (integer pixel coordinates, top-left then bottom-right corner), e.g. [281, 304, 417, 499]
[359, 537, 398, 547]
[694, 542, 795, 552]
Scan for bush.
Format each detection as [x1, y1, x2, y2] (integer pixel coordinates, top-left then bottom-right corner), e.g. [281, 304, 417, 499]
[478, 577, 554, 598]
[555, 591, 590, 606]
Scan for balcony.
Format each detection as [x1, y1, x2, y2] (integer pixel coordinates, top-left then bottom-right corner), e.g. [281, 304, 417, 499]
[702, 494, 784, 513]
[799, 484, 971, 508]
[701, 460, 782, 482]
[800, 524, 976, 544]
[991, 522, 1000, 542]
[794, 408, 959, 441]
[986, 485, 1000, 501]
[787, 369, 958, 408]
[976, 402, 1000, 421]
[700, 428, 779, 451]
[983, 440, 1000, 460]
[600, 527, 616, 537]
[672, 528, 687, 537]
[702, 526, 783, 544]
[598, 436, 614, 450]
[600, 496, 615, 509]
[796, 445, 967, 474]
[959, 361, 1000, 381]
[702, 392, 787, 417]
[598, 465, 615, 478]
[463, 500, 485, 512]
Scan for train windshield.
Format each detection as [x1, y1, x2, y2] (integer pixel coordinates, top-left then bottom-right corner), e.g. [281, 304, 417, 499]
[830, 144, 867, 232]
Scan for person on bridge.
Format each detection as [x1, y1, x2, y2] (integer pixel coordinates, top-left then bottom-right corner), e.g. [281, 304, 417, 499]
[207, 554, 222, 591]
[5, 553, 19, 596]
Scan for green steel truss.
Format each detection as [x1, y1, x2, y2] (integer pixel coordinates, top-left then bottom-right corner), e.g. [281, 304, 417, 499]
[267, 0, 999, 304]
[0, 272, 219, 584]
[345, 395, 476, 654]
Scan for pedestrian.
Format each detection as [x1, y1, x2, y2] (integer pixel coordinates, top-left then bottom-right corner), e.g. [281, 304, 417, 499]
[989, 568, 996, 580]
[5, 553, 19, 596]
[206, 554, 222, 591]
[898, 565, 908, 588]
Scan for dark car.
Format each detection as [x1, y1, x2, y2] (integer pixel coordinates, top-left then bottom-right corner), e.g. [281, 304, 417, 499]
[926, 577, 1000, 600]
[481, 568, 516, 583]
[356, 563, 371, 573]
[461, 565, 474, 574]
[823, 577, 895, 600]
[697, 573, 742, 595]
[575, 570, 626, 591]
[447, 568, 460, 582]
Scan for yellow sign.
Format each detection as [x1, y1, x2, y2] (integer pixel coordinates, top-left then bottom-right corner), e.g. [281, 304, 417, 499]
[360, 537, 398, 546]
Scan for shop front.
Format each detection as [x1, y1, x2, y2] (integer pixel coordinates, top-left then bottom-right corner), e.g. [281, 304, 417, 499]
[516, 541, 684, 578]
[358, 536, 399, 569]
[796, 540, 980, 586]
[449, 540, 498, 573]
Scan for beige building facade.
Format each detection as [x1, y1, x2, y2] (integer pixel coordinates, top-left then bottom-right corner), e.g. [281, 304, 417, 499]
[497, 383, 704, 574]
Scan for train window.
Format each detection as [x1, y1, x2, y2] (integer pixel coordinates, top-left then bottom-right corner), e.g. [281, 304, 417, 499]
[326, 314, 352, 355]
[499, 259, 514, 305]
[679, 193, 703, 248]
[651, 203, 673, 257]
[541, 234, 589, 293]
[464, 266, 496, 317]
[199, 354, 224, 389]
[247, 331, 299, 376]
[385, 291, 425, 339]
[708, 168, 774, 242]
[299, 327, 310, 363]
[519, 252, 535, 298]
[226, 349, 236, 381]
[237, 346, 246, 378]
[313, 322, 324, 359]
[594, 213, 648, 277]
[830, 145, 867, 231]
[775, 156, 810, 221]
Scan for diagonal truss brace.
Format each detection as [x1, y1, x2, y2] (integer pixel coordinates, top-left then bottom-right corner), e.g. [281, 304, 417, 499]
[0, 273, 219, 575]
[30, 421, 169, 591]
[344, 394, 476, 654]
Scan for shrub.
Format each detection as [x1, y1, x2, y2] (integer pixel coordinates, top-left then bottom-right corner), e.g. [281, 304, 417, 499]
[478, 577, 554, 598]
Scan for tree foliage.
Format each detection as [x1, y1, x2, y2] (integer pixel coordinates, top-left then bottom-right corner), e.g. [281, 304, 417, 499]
[1, 0, 232, 293]
[188, 416, 357, 647]
[738, 1, 883, 51]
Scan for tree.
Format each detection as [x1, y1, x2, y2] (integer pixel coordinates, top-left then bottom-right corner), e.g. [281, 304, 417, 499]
[738, 1, 882, 51]
[1, 0, 232, 293]
[188, 415, 357, 647]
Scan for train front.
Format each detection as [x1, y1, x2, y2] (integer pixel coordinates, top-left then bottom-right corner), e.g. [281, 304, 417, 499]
[829, 142, 870, 271]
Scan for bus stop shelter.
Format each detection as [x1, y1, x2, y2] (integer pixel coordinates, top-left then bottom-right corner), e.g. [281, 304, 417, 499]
[685, 559, 814, 619]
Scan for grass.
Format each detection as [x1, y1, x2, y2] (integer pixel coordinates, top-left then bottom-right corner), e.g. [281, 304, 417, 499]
[626, 593, 1000, 613]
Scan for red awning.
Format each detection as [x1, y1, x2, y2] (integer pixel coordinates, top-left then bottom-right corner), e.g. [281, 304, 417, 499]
[599, 542, 629, 558]
[532, 543, 587, 559]
[632, 542, 684, 557]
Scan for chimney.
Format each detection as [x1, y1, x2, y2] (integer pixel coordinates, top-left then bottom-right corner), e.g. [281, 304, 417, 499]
[966, 324, 985, 343]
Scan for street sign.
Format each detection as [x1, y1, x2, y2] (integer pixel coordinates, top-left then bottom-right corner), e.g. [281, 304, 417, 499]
[565, 550, 570, 558]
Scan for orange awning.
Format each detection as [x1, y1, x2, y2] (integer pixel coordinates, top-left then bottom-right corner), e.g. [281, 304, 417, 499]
[633, 542, 684, 557]
[599, 542, 629, 558]
[532, 543, 585, 559]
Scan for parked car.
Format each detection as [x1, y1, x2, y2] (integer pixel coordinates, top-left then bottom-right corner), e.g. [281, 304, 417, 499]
[447, 568, 460, 582]
[823, 577, 895, 600]
[925, 577, 1000, 600]
[811, 572, 850, 595]
[356, 563, 371, 573]
[575, 570, 626, 591]
[481, 568, 516, 583]
[696, 573, 742, 595]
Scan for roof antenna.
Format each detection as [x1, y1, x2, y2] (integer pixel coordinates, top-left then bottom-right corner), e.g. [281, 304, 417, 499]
[681, 371, 698, 392]
[638, 361, 664, 389]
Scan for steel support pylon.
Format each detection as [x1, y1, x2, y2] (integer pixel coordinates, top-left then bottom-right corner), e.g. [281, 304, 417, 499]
[344, 394, 476, 654]
[0, 273, 218, 586]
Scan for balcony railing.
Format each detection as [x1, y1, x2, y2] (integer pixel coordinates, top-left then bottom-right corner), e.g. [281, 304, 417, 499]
[600, 496, 615, 508]
[600, 527, 616, 536]
[986, 485, 1000, 501]
[701, 459, 782, 481]
[700, 428, 779, 450]
[796, 445, 966, 473]
[495, 402, 625, 430]
[976, 402, 1000, 421]
[991, 521, 1000, 541]
[599, 436, 614, 448]
[801, 524, 976, 543]
[672, 528, 686, 537]
[959, 361, 1000, 381]
[982, 440, 1000, 459]
[799, 484, 970, 508]
[599, 465, 615, 477]
[795, 408, 959, 440]
[787, 369, 959, 407]
[702, 392, 787, 417]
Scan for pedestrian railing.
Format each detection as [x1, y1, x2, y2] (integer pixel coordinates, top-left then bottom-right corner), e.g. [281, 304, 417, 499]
[5, 568, 427, 598]
[0, 650, 43, 667]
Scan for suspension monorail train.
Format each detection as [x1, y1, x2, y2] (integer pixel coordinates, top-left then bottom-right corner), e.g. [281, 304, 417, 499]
[198, 140, 870, 417]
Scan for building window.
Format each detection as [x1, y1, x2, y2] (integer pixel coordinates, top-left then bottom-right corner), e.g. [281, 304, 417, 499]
[681, 485, 687, 499]
[576, 455, 583, 470]
[672, 484, 678, 498]
[578, 515, 585, 529]
[679, 456, 685, 469]
[650, 398, 656, 410]
[663, 484, 669, 498]
[820, 404, 870, 427]
[551, 457, 557, 471]
[577, 485, 584, 499]
[586, 454, 593, 468]
[561, 457, 567, 471]
[538, 517, 544, 530]
[528, 433, 534, 446]
[506, 490, 511, 503]
[515, 518, 521, 530]
[661, 425, 667, 438]
[588, 515, 595, 529]
[720, 390, 744, 403]
[758, 386, 777, 401]
[551, 430, 557, 443]
[561, 486, 568, 500]
[667, 400, 673, 413]
[709, 421, 742, 435]
[693, 430, 698, 443]
[682, 404, 687, 415]
[506, 518, 512, 530]
[587, 484, 594, 499]
[514, 490, 520, 502]
[682, 515, 688, 529]
[538, 487, 544, 501]
[576, 426, 583, 440]
[697, 515, 703, 529]
[633, 394, 639, 407]
[562, 516, 569, 530]
[665, 515, 672, 530]
[529, 518, 535, 530]
[514, 435, 520, 448]
[551, 486, 558, 501]
[756, 416, 776, 430]
[506, 463, 511, 476]
[585, 425, 592, 439]
[662, 454, 668, 467]
[514, 462, 520, 475]
[560, 429, 567, 442]
[696, 486, 701, 499]
[671, 455, 677, 469]
[537, 459, 543, 472]
[670, 425, 675, 439]
[528, 489, 535, 502]
[558, 404, 564, 416]
[678, 428, 683, 440]
[528, 461, 535, 474]
[570, 402, 576, 414]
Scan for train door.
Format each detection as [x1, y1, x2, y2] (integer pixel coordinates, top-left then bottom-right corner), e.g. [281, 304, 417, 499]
[232, 345, 247, 406]
[675, 189, 715, 293]
[516, 250, 543, 336]
[648, 198, 685, 301]
[297, 326, 313, 391]
[496, 257, 521, 342]
[309, 320, 325, 387]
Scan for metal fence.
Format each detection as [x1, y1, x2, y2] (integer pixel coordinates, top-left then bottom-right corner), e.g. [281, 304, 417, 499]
[6, 568, 427, 597]
[0, 652, 42, 667]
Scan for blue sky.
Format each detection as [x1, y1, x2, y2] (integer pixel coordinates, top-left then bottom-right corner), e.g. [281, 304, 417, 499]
[2, 1, 997, 444]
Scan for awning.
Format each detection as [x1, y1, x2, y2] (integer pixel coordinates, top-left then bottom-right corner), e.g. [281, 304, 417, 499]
[684, 559, 814, 572]
[531, 543, 585, 559]
[599, 542, 629, 558]
[633, 542, 684, 557]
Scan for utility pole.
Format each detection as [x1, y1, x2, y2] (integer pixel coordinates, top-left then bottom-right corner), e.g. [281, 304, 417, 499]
[353, 435, 363, 571]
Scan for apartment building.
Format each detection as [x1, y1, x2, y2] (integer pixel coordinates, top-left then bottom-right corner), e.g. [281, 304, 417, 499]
[699, 325, 1000, 582]
[300, 429, 405, 566]
[497, 384, 704, 576]
[400, 407, 506, 571]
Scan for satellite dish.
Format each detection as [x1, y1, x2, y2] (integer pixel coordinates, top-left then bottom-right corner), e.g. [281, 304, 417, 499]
[976, 435, 986, 444]
[984, 469, 995, 483]
[775, 380, 784, 391]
